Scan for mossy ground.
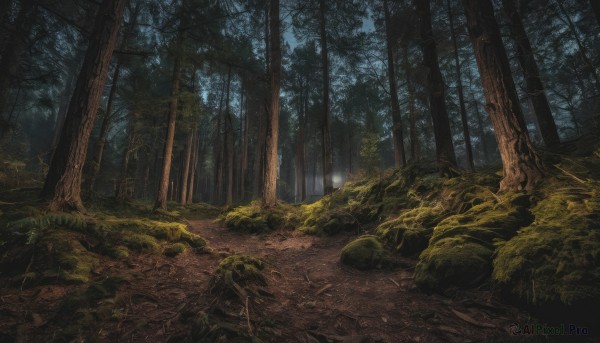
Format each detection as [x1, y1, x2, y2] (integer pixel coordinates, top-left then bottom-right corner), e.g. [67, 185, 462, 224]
[340, 235, 394, 270]
[0, 197, 208, 286]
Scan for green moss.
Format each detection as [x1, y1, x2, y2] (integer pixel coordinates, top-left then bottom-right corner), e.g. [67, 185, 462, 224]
[105, 245, 129, 259]
[41, 231, 99, 283]
[164, 243, 187, 257]
[220, 201, 270, 233]
[415, 237, 493, 290]
[340, 236, 393, 270]
[210, 255, 267, 299]
[376, 205, 445, 256]
[120, 232, 161, 253]
[492, 187, 600, 307]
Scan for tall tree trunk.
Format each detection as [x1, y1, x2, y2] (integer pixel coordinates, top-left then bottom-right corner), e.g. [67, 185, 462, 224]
[153, 34, 183, 211]
[213, 77, 226, 203]
[447, 0, 474, 170]
[296, 85, 306, 203]
[186, 127, 199, 204]
[416, 0, 458, 176]
[116, 110, 138, 203]
[240, 80, 248, 201]
[503, 0, 560, 148]
[318, 0, 333, 195]
[383, 0, 406, 168]
[462, 0, 544, 191]
[49, 61, 80, 162]
[402, 46, 419, 161]
[225, 67, 234, 206]
[262, 0, 281, 208]
[179, 130, 193, 204]
[0, 0, 36, 136]
[88, 2, 139, 197]
[87, 63, 121, 198]
[42, 0, 127, 211]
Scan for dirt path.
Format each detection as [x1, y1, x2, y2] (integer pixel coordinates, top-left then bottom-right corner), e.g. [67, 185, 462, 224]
[185, 219, 541, 343]
[0, 219, 560, 342]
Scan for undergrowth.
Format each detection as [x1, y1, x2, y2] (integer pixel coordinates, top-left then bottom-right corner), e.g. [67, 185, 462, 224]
[0, 198, 208, 286]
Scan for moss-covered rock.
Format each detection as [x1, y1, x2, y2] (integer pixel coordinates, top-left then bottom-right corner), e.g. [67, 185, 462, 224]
[493, 188, 600, 308]
[413, 192, 533, 290]
[376, 205, 446, 256]
[340, 236, 393, 270]
[164, 242, 187, 257]
[220, 201, 297, 233]
[415, 236, 494, 290]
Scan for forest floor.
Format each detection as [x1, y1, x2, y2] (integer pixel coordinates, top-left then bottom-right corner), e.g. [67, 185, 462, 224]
[1, 217, 570, 342]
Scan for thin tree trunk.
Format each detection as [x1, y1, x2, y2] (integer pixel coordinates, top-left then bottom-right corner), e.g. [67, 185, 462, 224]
[49, 62, 80, 162]
[153, 34, 183, 211]
[462, 0, 544, 191]
[225, 66, 234, 206]
[383, 0, 406, 168]
[240, 80, 248, 201]
[42, 0, 127, 211]
[296, 84, 306, 203]
[213, 77, 226, 203]
[116, 110, 138, 203]
[503, 0, 560, 148]
[402, 46, 419, 161]
[87, 63, 121, 198]
[318, 0, 333, 195]
[447, 0, 474, 170]
[179, 130, 193, 204]
[262, 0, 281, 207]
[416, 0, 458, 176]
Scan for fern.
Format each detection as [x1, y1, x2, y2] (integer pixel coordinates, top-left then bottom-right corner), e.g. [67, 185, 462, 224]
[7, 212, 88, 243]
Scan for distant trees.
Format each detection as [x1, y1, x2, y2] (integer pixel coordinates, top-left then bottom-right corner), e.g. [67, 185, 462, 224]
[1, 0, 599, 211]
[383, 0, 406, 169]
[415, 0, 458, 176]
[503, 0, 560, 148]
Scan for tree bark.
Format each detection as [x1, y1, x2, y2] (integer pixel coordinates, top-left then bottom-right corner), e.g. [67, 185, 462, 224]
[87, 1, 140, 197]
[462, 0, 544, 191]
[262, 0, 281, 208]
[87, 62, 121, 198]
[153, 34, 183, 211]
[115, 110, 138, 203]
[295, 83, 306, 203]
[225, 68, 235, 206]
[318, 0, 333, 195]
[179, 130, 193, 204]
[213, 76, 225, 203]
[383, 0, 406, 169]
[415, 0, 458, 176]
[503, 0, 560, 148]
[447, 0, 474, 170]
[42, 0, 127, 211]
[240, 80, 249, 201]
[402, 46, 419, 161]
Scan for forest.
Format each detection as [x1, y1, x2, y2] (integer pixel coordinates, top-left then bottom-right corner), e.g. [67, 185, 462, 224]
[0, 0, 599, 341]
